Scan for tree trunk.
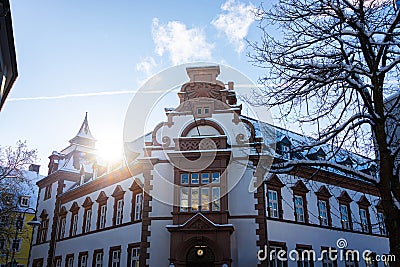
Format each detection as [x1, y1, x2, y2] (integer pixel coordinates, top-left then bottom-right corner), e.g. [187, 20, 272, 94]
[374, 120, 400, 267]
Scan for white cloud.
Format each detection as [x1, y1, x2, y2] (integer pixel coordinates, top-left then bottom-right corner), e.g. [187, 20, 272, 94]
[152, 18, 214, 65]
[212, 0, 256, 53]
[136, 56, 157, 78]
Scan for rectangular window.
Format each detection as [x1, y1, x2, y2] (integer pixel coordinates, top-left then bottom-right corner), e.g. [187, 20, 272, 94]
[130, 247, 140, 267]
[212, 187, 220, 211]
[270, 246, 285, 267]
[212, 172, 220, 183]
[281, 145, 290, 160]
[55, 258, 62, 267]
[340, 204, 350, 230]
[201, 173, 210, 184]
[134, 193, 143, 221]
[204, 107, 210, 114]
[79, 255, 87, 267]
[294, 195, 305, 222]
[20, 196, 30, 207]
[359, 209, 369, 233]
[59, 217, 66, 239]
[99, 205, 107, 229]
[72, 214, 78, 236]
[44, 185, 52, 200]
[180, 188, 189, 212]
[191, 188, 199, 211]
[197, 107, 202, 114]
[297, 248, 312, 267]
[94, 252, 103, 267]
[201, 187, 210, 211]
[318, 200, 328, 226]
[12, 238, 22, 252]
[322, 252, 334, 267]
[39, 219, 48, 243]
[377, 212, 387, 235]
[116, 199, 123, 225]
[67, 255, 74, 267]
[365, 252, 377, 267]
[111, 250, 121, 267]
[181, 173, 189, 184]
[268, 190, 279, 218]
[191, 173, 199, 184]
[321, 247, 337, 267]
[345, 256, 356, 267]
[84, 210, 91, 233]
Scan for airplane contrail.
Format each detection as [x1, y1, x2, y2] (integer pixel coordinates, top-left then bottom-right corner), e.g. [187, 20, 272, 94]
[7, 90, 172, 102]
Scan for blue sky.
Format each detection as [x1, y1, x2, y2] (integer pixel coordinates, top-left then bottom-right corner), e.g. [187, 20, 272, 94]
[0, 0, 274, 174]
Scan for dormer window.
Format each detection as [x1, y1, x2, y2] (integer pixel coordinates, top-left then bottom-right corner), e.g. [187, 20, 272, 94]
[20, 196, 30, 207]
[281, 145, 290, 160]
[277, 136, 292, 160]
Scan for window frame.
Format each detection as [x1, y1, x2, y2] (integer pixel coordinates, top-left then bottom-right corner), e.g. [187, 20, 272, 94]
[127, 243, 140, 267]
[268, 241, 288, 267]
[177, 171, 222, 213]
[65, 254, 74, 267]
[294, 195, 306, 223]
[54, 256, 62, 267]
[321, 246, 338, 267]
[112, 186, 126, 226]
[377, 212, 387, 236]
[44, 184, 52, 200]
[92, 249, 103, 267]
[109, 246, 122, 267]
[96, 191, 109, 230]
[78, 251, 89, 267]
[130, 181, 143, 222]
[296, 244, 314, 267]
[267, 190, 279, 218]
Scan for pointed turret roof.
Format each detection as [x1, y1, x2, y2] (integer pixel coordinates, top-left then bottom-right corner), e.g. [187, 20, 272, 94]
[69, 113, 96, 148]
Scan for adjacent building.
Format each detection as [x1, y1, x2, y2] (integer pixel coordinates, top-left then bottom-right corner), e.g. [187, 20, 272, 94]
[0, 166, 42, 267]
[0, 0, 18, 110]
[29, 66, 390, 267]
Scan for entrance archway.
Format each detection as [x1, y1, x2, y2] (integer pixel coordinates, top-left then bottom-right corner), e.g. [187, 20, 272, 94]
[186, 245, 215, 267]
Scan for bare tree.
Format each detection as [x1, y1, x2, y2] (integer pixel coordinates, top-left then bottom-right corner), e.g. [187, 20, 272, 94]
[249, 0, 400, 264]
[0, 141, 37, 216]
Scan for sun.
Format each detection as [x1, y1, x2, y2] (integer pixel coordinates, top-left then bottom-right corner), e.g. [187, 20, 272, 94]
[96, 140, 123, 164]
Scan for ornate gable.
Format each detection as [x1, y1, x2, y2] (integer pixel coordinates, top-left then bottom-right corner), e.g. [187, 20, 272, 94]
[69, 201, 80, 213]
[337, 191, 352, 204]
[266, 174, 284, 189]
[40, 209, 48, 219]
[96, 191, 108, 204]
[357, 195, 371, 207]
[59, 206, 68, 216]
[182, 213, 217, 231]
[129, 180, 143, 192]
[111, 185, 125, 198]
[315, 185, 332, 199]
[167, 213, 234, 233]
[291, 180, 309, 194]
[82, 197, 94, 208]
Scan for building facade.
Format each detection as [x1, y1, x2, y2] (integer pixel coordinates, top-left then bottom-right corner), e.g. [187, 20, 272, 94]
[30, 66, 389, 267]
[0, 166, 42, 267]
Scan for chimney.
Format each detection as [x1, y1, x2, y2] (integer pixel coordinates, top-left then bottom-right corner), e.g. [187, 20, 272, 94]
[29, 164, 40, 174]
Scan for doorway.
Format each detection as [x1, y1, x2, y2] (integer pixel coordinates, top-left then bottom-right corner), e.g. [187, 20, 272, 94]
[186, 245, 215, 267]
